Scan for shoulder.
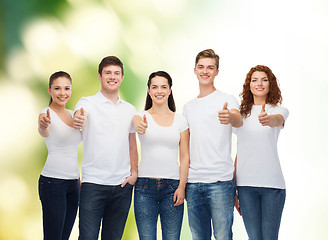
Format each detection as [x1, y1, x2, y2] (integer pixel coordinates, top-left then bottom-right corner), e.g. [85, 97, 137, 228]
[120, 99, 137, 112]
[267, 104, 289, 119]
[39, 107, 48, 115]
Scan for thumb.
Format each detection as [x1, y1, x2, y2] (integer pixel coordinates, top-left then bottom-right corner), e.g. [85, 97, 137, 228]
[222, 102, 228, 110]
[80, 107, 85, 116]
[47, 109, 50, 119]
[261, 103, 266, 113]
[143, 115, 147, 124]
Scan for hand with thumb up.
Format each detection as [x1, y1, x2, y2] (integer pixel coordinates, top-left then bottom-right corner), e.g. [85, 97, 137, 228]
[133, 114, 148, 134]
[258, 103, 269, 126]
[73, 107, 87, 130]
[218, 102, 231, 125]
[39, 108, 51, 130]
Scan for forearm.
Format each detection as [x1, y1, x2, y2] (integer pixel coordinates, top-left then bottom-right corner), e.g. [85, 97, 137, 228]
[38, 127, 49, 138]
[268, 114, 284, 127]
[230, 110, 243, 128]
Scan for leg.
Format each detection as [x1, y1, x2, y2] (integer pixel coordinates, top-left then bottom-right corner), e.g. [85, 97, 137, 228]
[261, 188, 286, 240]
[238, 186, 262, 240]
[78, 183, 107, 240]
[160, 179, 184, 240]
[134, 178, 159, 240]
[186, 183, 212, 240]
[62, 180, 79, 240]
[101, 184, 133, 240]
[208, 180, 234, 240]
[38, 175, 67, 240]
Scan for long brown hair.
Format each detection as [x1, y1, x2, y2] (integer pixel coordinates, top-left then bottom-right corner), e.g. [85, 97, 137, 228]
[144, 71, 176, 112]
[240, 65, 282, 118]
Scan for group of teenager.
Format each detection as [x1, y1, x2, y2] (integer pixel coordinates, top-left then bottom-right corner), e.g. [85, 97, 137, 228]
[38, 49, 289, 240]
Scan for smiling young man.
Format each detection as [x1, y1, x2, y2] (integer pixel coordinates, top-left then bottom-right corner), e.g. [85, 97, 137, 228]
[73, 56, 138, 240]
[183, 49, 243, 240]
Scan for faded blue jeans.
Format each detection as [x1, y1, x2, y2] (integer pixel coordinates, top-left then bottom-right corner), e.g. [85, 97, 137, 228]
[38, 175, 79, 240]
[134, 178, 184, 240]
[238, 186, 286, 240]
[186, 179, 235, 240]
[78, 182, 133, 240]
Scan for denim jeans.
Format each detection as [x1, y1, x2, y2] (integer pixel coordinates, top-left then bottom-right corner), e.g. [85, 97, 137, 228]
[238, 186, 286, 240]
[78, 182, 133, 240]
[38, 175, 79, 240]
[186, 180, 235, 240]
[134, 178, 184, 240]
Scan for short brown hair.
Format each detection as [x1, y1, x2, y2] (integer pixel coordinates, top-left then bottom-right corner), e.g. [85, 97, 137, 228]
[98, 56, 124, 76]
[195, 49, 220, 69]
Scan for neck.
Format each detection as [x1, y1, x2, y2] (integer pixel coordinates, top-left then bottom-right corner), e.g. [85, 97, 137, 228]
[253, 96, 266, 105]
[198, 84, 216, 98]
[49, 102, 66, 112]
[148, 103, 172, 114]
[101, 89, 119, 104]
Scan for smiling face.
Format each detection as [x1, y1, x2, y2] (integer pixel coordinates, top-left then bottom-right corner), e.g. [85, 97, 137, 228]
[148, 76, 171, 106]
[250, 71, 270, 101]
[194, 57, 219, 86]
[48, 77, 72, 106]
[98, 65, 124, 93]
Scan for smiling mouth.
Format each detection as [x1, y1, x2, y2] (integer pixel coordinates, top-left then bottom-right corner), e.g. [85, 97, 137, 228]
[107, 81, 117, 85]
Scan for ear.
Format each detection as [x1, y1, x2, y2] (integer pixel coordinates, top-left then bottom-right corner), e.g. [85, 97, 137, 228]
[98, 73, 102, 81]
[215, 69, 219, 76]
[48, 88, 51, 95]
[194, 68, 197, 74]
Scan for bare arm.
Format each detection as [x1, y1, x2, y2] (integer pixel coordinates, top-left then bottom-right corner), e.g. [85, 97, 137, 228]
[121, 133, 138, 187]
[173, 129, 190, 206]
[38, 109, 51, 137]
[258, 104, 285, 127]
[230, 109, 243, 128]
[234, 155, 241, 215]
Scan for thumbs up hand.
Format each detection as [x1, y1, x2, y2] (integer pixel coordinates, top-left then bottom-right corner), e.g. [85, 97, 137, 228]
[258, 103, 269, 126]
[39, 109, 51, 130]
[218, 102, 231, 125]
[133, 114, 148, 134]
[73, 107, 87, 129]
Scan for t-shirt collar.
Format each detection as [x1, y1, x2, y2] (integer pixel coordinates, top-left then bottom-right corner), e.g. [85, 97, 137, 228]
[96, 91, 123, 104]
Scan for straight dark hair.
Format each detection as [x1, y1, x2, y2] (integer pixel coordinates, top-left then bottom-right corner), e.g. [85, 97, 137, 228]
[48, 71, 72, 105]
[144, 71, 176, 112]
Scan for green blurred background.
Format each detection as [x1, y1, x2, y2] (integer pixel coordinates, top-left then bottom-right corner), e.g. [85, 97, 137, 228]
[1, 0, 328, 239]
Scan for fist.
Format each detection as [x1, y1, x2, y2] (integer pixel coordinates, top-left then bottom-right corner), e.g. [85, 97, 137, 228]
[258, 103, 269, 126]
[218, 102, 231, 125]
[40, 109, 51, 130]
[73, 108, 86, 129]
[134, 115, 148, 134]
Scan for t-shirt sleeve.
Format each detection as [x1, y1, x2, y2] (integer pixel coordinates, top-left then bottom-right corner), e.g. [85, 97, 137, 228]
[179, 114, 189, 132]
[227, 95, 239, 111]
[74, 97, 90, 113]
[272, 106, 289, 121]
[39, 107, 48, 116]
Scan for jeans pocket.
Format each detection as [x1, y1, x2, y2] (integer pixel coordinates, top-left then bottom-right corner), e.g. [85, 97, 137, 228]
[168, 180, 180, 192]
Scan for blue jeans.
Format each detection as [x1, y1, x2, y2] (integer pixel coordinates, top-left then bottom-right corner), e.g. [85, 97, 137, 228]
[38, 175, 79, 240]
[186, 180, 235, 240]
[78, 182, 133, 240]
[134, 178, 184, 240]
[238, 186, 286, 240]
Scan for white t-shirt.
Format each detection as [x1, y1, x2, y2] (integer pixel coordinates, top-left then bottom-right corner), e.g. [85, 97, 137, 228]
[74, 91, 136, 185]
[40, 108, 82, 179]
[136, 111, 188, 179]
[235, 104, 289, 189]
[183, 90, 239, 183]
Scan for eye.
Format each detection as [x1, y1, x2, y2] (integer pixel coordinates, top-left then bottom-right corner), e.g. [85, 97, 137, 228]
[251, 79, 256, 82]
[263, 79, 268, 82]
[66, 87, 70, 90]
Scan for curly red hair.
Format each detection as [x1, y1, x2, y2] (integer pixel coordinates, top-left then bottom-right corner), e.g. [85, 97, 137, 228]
[240, 65, 282, 118]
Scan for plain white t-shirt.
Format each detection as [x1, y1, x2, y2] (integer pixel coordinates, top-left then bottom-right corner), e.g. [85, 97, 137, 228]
[183, 90, 239, 183]
[136, 111, 188, 179]
[40, 108, 82, 179]
[75, 91, 136, 185]
[235, 104, 289, 189]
